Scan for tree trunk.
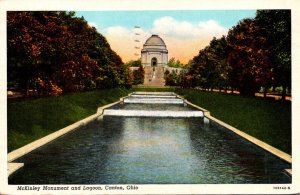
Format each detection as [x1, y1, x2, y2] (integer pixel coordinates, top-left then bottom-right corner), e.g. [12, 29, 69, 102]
[282, 84, 287, 101]
[25, 80, 30, 97]
[263, 87, 267, 98]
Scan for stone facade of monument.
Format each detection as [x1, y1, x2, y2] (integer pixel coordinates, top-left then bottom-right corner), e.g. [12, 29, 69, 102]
[129, 34, 184, 86]
[141, 35, 168, 67]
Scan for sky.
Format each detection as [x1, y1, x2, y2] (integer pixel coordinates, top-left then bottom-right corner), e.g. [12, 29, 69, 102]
[76, 10, 256, 64]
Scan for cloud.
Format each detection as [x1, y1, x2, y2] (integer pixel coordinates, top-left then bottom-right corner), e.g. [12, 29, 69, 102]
[88, 22, 99, 30]
[151, 16, 227, 39]
[106, 26, 131, 37]
[104, 17, 228, 63]
[198, 20, 228, 35]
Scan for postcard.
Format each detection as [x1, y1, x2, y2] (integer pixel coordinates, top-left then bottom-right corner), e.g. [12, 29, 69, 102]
[0, 0, 299, 194]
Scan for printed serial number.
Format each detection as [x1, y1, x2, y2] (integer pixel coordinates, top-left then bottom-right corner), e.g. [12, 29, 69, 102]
[273, 186, 290, 190]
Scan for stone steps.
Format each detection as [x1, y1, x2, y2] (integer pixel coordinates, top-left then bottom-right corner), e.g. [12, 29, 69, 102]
[131, 94, 177, 98]
[143, 66, 165, 86]
[124, 98, 184, 104]
[103, 110, 203, 117]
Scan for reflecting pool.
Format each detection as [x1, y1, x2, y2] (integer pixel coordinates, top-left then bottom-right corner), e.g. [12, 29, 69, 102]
[9, 115, 291, 184]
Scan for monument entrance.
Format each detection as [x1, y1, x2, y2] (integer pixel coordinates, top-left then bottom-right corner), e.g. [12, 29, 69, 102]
[151, 57, 157, 66]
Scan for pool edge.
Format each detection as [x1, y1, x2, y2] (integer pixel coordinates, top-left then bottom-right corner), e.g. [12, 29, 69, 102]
[205, 115, 292, 165]
[7, 93, 133, 177]
[176, 94, 292, 165]
[7, 91, 292, 178]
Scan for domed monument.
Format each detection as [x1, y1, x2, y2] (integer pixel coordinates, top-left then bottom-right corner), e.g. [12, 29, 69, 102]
[141, 35, 168, 67]
[141, 35, 168, 86]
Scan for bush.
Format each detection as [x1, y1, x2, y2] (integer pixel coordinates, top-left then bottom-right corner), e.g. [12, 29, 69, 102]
[133, 66, 145, 85]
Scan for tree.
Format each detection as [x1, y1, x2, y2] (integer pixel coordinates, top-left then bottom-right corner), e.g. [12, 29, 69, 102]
[184, 10, 289, 97]
[126, 59, 142, 67]
[226, 18, 272, 96]
[187, 50, 207, 89]
[7, 11, 132, 96]
[179, 73, 193, 88]
[185, 36, 229, 91]
[164, 70, 179, 86]
[168, 57, 184, 68]
[255, 10, 291, 100]
[208, 36, 229, 91]
[132, 66, 145, 85]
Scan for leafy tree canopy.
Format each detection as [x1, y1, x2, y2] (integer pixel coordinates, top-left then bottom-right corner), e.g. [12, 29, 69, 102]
[7, 11, 133, 96]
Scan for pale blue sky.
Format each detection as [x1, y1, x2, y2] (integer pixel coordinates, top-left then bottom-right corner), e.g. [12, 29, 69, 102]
[76, 10, 256, 33]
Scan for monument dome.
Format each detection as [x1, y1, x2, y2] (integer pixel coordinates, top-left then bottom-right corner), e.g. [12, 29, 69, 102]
[144, 35, 166, 46]
[141, 35, 168, 67]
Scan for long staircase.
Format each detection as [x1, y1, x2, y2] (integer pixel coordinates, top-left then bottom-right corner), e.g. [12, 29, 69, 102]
[143, 66, 165, 86]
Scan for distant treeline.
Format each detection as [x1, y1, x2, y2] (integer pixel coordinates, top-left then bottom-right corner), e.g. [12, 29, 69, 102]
[7, 11, 132, 96]
[177, 10, 291, 98]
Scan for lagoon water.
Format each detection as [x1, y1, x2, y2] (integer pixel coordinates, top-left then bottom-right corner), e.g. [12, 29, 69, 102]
[9, 114, 291, 184]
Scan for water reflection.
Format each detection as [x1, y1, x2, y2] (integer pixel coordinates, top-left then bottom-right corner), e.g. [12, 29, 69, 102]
[9, 117, 291, 184]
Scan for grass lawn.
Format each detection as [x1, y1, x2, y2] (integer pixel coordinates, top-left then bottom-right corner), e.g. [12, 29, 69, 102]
[175, 88, 291, 154]
[8, 87, 291, 154]
[7, 88, 132, 152]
